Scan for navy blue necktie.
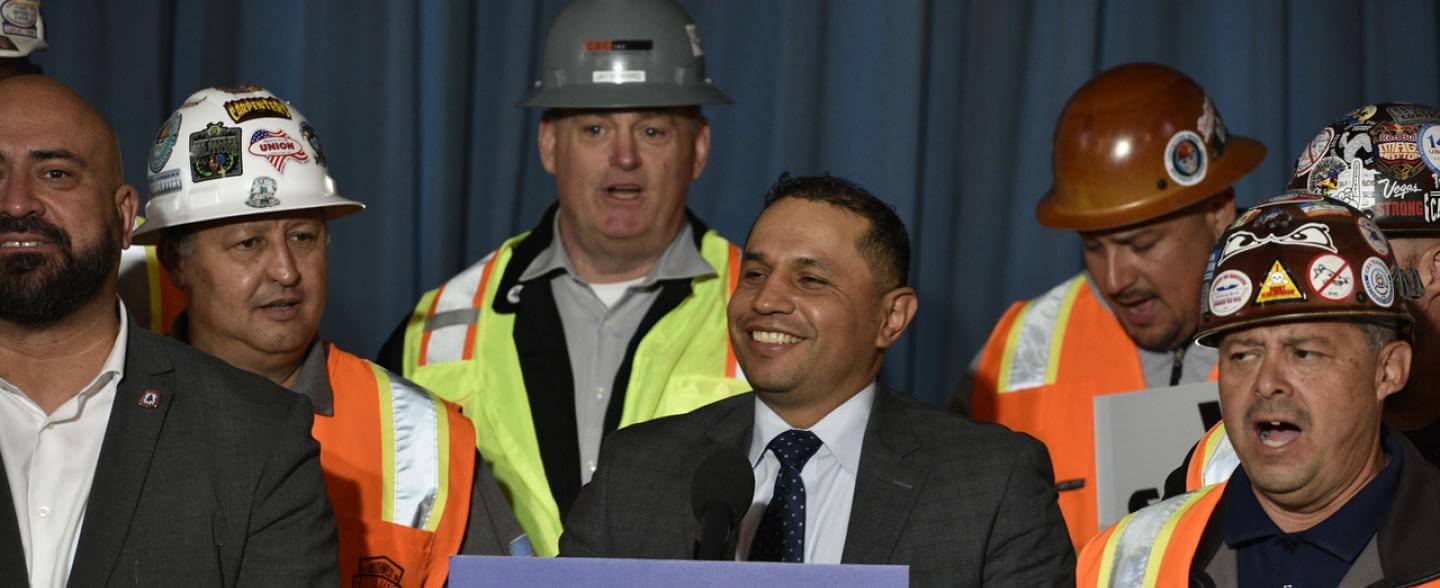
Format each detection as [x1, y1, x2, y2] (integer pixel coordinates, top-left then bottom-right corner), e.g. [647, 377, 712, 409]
[748, 429, 824, 563]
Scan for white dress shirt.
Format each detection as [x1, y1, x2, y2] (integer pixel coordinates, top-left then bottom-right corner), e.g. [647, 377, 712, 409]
[0, 304, 127, 587]
[737, 383, 875, 564]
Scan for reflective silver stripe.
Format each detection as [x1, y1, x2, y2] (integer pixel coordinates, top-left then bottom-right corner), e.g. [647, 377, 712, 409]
[1004, 276, 1083, 392]
[1202, 432, 1241, 487]
[420, 251, 495, 365]
[1105, 488, 1210, 587]
[425, 308, 479, 332]
[389, 375, 442, 528]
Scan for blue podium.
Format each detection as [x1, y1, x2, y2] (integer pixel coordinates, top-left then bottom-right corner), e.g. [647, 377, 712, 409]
[450, 555, 908, 586]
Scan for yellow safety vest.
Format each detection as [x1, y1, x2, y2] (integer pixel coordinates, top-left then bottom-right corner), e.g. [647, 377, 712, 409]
[399, 228, 747, 557]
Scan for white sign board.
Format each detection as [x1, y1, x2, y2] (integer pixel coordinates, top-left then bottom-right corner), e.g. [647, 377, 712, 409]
[1093, 381, 1220, 529]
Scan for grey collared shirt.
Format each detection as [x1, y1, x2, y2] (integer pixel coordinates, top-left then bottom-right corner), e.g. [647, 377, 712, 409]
[520, 214, 716, 485]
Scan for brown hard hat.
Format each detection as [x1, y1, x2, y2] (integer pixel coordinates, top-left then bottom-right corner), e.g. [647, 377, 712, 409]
[1195, 193, 1412, 347]
[1288, 102, 1440, 236]
[1037, 63, 1267, 231]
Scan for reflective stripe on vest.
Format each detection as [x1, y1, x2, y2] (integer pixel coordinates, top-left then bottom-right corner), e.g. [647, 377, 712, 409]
[1082, 483, 1225, 587]
[320, 345, 475, 586]
[117, 239, 186, 334]
[371, 362, 451, 530]
[1185, 422, 1240, 491]
[973, 272, 1149, 549]
[401, 229, 746, 557]
[997, 275, 1087, 393]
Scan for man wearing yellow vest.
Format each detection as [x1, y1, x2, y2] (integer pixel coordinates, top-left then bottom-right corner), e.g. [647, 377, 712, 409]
[1174, 103, 1440, 498]
[134, 87, 528, 586]
[963, 63, 1266, 548]
[1079, 194, 1440, 586]
[375, 0, 747, 557]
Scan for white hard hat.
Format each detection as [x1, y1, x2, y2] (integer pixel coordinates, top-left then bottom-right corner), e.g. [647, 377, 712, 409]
[132, 86, 363, 245]
[0, 0, 47, 58]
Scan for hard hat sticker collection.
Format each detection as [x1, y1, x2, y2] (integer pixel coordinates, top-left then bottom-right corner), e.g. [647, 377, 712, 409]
[1287, 102, 1440, 233]
[131, 86, 364, 246]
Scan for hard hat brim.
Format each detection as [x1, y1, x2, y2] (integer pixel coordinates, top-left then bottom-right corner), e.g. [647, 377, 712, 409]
[129, 198, 365, 246]
[1036, 135, 1266, 232]
[517, 83, 733, 109]
[1195, 309, 1412, 348]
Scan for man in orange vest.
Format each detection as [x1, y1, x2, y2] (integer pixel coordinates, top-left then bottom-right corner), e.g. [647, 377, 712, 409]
[132, 87, 529, 586]
[963, 63, 1266, 548]
[1079, 194, 1440, 586]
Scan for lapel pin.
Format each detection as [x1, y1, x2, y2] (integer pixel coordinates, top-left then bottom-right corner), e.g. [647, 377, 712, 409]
[506, 284, 524, 304]
[139, 389, 161, 409]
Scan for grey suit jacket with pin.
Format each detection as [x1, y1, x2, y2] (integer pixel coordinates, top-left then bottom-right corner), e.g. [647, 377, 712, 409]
[560, 389, 1075, 586]
[0, 324, 338, 586]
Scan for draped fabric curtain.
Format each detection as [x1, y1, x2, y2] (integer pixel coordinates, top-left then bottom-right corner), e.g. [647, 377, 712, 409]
[36, 0, 1440, 407]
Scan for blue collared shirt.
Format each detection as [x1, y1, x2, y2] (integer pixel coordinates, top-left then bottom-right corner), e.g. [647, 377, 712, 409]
[1223, 430, 1401, 587]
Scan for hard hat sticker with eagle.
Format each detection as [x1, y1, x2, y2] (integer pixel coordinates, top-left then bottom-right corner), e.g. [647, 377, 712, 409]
[1255, 259, 1305, 304]
[1164, 130, 1208, 187]
[189, 122, 243, 183]
[1306, 253, 1355, 301]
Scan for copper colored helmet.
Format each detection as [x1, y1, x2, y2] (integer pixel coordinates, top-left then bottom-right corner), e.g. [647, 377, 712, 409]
[1037, 63, 1267, 231]
[1288, 102, 1440, 236]
[1195, 193, 1412, 347]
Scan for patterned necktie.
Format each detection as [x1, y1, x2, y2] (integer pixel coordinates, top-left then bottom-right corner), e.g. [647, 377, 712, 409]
[748, 429, 824, 563]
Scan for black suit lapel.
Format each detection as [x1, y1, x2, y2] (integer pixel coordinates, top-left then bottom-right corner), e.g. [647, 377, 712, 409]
[68, 327, 175, 587]
[842, 389, 926, 565]
[0, 451, 27, 584]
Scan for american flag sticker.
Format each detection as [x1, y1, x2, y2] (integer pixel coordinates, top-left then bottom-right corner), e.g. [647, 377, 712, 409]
[248, 129, 310, 173]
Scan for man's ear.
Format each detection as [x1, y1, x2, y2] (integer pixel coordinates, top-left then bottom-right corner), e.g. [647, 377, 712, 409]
[1376, 339, 1412, 402]
[690, 118, 711, 181]
[875, 286, 918, 349]
[539, 118, 559, 175]
[116, 184, 139, 249]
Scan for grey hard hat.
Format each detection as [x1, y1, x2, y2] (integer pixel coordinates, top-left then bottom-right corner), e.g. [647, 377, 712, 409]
[518, 0, 732, 108]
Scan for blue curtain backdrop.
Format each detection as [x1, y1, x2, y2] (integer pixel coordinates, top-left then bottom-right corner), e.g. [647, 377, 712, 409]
[33, 1, 1440, 407]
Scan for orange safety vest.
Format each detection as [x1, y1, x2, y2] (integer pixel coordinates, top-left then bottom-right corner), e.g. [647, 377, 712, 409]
[318, 344, 476, 587]
[1077, 483, 1226, 587]
[117, 242, 187, 334]
[1184, 422, 1239, 491]
[972, 274, 1218, 548]
[1078, 481, 1440, 587]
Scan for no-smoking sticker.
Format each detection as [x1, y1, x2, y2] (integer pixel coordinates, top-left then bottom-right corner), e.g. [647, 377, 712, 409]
[1307, 253, 1354, 301]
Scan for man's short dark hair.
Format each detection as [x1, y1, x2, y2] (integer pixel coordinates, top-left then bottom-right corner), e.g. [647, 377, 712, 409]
[758, 173, 910, 290]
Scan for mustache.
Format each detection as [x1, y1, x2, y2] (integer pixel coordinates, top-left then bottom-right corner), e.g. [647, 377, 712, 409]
[1109, 287, 1156, 306]
[0, 214, 72, 249]
[1244, 396, 1312, 429]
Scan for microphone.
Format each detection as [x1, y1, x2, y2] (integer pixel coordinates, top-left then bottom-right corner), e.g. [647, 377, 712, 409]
[690, 447, 755, 561]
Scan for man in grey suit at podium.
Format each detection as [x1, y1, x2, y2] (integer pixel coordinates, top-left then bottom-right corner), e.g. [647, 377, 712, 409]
[561, 174, 1074, 586]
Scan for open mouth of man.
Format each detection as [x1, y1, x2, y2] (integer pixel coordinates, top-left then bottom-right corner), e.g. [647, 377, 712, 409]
[747, 329, 806, 356]
[604, 183, 643, 201]
[259, 297, 303, 319]
[1254, 419, 1303, 449]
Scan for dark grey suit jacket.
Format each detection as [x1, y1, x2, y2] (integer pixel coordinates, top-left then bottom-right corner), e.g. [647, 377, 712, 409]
[0, 324, 338, 586]
[561, 389, 1074, 586]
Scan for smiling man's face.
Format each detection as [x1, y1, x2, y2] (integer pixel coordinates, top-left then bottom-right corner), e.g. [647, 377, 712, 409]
[728, 198, 914, 414]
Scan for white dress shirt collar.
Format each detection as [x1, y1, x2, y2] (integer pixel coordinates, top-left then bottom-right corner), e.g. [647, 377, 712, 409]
[749, 382, 876, 475]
